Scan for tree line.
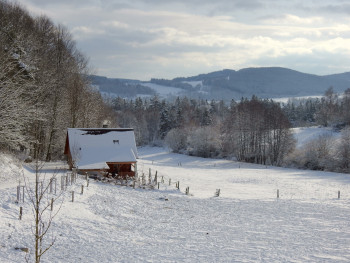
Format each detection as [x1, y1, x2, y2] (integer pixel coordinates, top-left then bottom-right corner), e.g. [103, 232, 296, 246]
[282, 87, 350, 128]
[0, 1, 115, 160]
[112, 87, 350, 172]
[112, 95, 295, 166]
[2, 1, 349, 172]
[282, 87, 350, 172]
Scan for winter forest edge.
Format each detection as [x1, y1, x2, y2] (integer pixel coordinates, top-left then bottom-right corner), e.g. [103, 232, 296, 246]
[2, 1, 350, 173]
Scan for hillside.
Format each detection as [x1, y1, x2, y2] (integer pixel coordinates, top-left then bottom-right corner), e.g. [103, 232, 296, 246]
[91, 67, 350, 101]
[0, 146, 349, 262]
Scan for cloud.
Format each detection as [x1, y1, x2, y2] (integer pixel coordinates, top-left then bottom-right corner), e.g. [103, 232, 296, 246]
[19, 0, 350, 79]
[260, 14, 324, 26]
[251, 51, 350, 76]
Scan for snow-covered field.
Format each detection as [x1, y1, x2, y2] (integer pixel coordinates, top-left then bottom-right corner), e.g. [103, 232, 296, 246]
[272, 95, 323, 104]
[142, 82, 183, 97]
[0, 147, 350, 262]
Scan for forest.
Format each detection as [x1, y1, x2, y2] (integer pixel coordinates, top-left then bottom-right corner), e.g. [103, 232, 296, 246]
[0, 1, 116, 160]
[112, 88, 350, 173]
[1, 1, 350, 173]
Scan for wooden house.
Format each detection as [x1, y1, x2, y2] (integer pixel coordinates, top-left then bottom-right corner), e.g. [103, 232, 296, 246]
[64, 128, 138, 177]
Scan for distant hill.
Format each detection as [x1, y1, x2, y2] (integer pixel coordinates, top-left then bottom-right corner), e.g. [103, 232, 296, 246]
[89, 75, 155, 98]
[90, 67, 350, 101]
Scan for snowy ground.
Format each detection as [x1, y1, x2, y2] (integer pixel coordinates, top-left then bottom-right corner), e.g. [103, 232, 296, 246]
[292, 126, 340, 148]
[272, 95, 323, 104]
[0, 148, 350, 262]
[142, 82, 183, 97]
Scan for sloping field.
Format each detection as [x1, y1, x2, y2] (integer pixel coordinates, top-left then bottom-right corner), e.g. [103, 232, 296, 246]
[0, 148, 349, 262]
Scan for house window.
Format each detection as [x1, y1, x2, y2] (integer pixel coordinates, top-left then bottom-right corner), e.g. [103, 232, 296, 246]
[113, 140, 119, 144]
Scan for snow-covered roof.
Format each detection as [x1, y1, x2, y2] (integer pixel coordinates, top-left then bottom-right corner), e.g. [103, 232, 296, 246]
[66, 128, 138, 170]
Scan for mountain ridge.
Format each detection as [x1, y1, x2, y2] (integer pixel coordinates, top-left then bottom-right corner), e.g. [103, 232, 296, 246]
[91, 67, 350, 101]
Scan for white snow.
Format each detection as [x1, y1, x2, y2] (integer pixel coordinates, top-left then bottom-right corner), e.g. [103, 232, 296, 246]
[292, 126, 340, 148]
[66, 128, 138, 169]
[141, 82, 183, 96]
[0, 146, 349, 262]
[273, 95, 323, 103]
[182, 80, 202, 88]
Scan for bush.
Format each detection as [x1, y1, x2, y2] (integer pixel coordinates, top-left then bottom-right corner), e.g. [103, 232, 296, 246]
[164, 128, 188, 153]
[285, 133, 336, 170]
[187, 126, 220, 158]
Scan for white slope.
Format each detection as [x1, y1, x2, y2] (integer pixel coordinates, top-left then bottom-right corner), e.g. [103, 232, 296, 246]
[272, 95, 323, 103]
[141, 82, 183, 96]
[0, 147, 349, 262]
[182, 80, 202, 88]
[292, 126, 340, 148]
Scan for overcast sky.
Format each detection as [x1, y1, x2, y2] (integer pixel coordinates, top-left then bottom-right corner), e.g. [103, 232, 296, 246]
[20, 0, 350, 80]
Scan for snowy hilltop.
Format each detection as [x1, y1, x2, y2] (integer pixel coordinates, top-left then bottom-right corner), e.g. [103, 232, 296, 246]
[91, 67, 350, 101]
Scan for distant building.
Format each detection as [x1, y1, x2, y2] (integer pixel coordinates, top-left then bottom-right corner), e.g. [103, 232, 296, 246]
[64, 128, 138, 177]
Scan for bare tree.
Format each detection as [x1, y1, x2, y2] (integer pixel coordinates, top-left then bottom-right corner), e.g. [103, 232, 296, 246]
[24, 161, 63, 263]
[165, 128, 188, 153]
[335, 127, 350, 172]
[23, 109, 65, 263]
[187, 126, 220, 158]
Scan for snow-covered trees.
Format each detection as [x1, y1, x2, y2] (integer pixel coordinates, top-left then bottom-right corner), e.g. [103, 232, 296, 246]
[113, 96, 295, 164]
[0, 1, 113, 159]
[111, 88, 350, 172]
[164, 128, 188, 153]
[336, 127, 350, 172]
[222, 97, 294, 165]
[0, 2, 37, 150]
[282, 87, 350, 128]
[297, 134, 335, 170]
[285, 128, 350, 172]
[187, 126, 220, 158]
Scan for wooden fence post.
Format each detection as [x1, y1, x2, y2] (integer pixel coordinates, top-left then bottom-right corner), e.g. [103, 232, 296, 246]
[169, 178, 171, 186]
[51, 198, 54, 211]
[338, 190, 340, 199]
[81, 185, 84, 194]
[21, 186, 24, 202]
[177, 181, 180, 190]
[71, 191, 74, 202]
[72, 168, 77, 183]
[61, 176, 64, 191]
[49, 178, 53, 194]
[19, 207, 22, 220]
[277, 189, 279, 199]
[54, 178, 57, 195]
[158, 182, 160, 189]
[17, 186, 20, 202]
